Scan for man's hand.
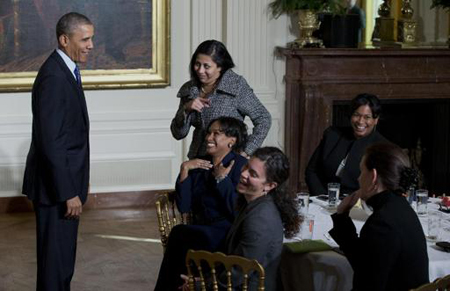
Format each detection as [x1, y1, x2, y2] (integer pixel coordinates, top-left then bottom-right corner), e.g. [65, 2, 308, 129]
[65, 196, 82, 219]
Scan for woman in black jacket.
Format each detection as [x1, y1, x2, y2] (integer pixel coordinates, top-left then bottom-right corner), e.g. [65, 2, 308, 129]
[329, 143, 429, 291]
[305, 93, 388, 196]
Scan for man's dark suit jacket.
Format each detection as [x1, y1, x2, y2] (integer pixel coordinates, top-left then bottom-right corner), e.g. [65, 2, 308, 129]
[329, 191, 429, 290]
[225, 195, 283, 291]
[23, 50, 90, 205]
[305, 126, 387, 196]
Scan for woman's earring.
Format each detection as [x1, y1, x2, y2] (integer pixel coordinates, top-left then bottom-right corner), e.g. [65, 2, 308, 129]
[228, 143, 233, 148]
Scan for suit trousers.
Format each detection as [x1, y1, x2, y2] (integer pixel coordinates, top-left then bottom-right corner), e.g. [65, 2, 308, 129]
[34, 202, 79, 291]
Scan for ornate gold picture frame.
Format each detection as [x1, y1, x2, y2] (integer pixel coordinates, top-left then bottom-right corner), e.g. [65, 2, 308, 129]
[0, 0, 170, 92]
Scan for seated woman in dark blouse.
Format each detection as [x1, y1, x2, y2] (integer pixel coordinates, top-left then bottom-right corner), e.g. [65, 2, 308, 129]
[329, 143, 429, 291]
[155, 117, 249, 291]
[306, 93, 388, 196]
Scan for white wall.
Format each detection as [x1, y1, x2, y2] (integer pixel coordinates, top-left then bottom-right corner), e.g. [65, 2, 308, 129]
[0, 0, 291, 198]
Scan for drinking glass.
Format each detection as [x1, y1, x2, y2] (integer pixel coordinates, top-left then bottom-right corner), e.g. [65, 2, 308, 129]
[299, 214, 315, 240]
[328, 183, 340, 208]
[416, 189, 428, 216]
[407, 187, 416, 205]
[296, 192, 310, 214]
[427, 211, 441, 242]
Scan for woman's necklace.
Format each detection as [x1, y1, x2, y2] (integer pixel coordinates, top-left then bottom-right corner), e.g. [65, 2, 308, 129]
[201, 83, 216, 95]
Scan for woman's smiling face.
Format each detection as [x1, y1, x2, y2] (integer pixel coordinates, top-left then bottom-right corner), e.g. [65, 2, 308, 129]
[237, 157, 273, 202]
[205, 120, 235, 157]
[351, 105, 379, 139]
[194, 54, 221, 86]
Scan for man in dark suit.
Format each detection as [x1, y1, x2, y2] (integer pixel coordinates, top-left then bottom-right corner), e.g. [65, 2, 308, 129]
[22, 12, 94, 291]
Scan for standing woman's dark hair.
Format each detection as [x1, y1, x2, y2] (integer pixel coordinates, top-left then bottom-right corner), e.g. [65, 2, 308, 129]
[207, 117, 248, 153]
[364, 143, 419, 195]
[189, 40, 235, 85]
[350, 93, 382, 118]
[252, 147, 302, 238]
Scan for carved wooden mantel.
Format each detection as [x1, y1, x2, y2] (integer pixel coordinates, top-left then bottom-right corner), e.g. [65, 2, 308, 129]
[279, 48, 450, 193]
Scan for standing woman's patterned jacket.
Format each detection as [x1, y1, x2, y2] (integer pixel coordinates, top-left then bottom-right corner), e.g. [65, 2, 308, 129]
[171, 69, 271, 159]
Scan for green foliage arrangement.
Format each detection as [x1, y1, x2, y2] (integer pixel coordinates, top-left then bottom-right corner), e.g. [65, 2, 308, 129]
[268, 0, 346, 18]
[431, 0, 450, 10]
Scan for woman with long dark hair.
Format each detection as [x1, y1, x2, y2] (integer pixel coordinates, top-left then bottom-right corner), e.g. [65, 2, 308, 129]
[329, 143, 429, 290]
[225, 147, 302, 290]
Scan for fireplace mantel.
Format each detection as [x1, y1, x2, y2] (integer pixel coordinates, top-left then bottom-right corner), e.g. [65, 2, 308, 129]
[279, 47, 450, 192]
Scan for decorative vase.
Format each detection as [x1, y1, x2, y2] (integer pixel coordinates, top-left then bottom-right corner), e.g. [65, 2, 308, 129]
[401, 0, 414, 19]
[398, 0, 417, 44]
[378, 0, 391, 17]
[290, 10, 323, 48]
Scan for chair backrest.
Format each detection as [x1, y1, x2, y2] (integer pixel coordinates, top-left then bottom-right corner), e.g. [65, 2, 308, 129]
[410, 275, 450, 291]
[155, 191, 190, 250]
[185, 249, 265, 291]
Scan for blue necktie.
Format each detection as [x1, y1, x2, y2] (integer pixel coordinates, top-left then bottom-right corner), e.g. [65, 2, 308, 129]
[74, 65, 81, 86]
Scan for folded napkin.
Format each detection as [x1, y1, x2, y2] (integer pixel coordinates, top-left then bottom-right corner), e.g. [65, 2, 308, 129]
[284, 239, 333, 254]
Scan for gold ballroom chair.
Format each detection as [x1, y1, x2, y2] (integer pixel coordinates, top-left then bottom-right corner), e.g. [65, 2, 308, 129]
[185, 249, 265, 291]
[155, 190, 191, 250]
[410, 275, 450, 291]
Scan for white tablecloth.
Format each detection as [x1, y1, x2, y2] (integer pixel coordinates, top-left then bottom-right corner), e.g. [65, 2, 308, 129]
[280, 197, 450, 291]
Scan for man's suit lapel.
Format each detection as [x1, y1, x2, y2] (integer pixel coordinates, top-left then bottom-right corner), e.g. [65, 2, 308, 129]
[50, 51, 90, 129]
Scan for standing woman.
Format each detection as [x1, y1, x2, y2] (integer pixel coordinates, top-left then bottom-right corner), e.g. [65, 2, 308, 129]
[171, 39, 271, 159]
[305, 93, 388, 196]
[329, 143, 429, 290]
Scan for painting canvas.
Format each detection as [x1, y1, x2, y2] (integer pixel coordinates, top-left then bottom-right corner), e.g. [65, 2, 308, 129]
[0, 0, 170, 91]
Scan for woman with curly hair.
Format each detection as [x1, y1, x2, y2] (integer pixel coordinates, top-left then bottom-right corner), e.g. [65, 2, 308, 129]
[224, 146, 302, 291]
[329, 143, 429, 291]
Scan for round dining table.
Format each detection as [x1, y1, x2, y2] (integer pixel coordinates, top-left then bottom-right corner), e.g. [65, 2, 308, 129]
[279, 196, 450, 291]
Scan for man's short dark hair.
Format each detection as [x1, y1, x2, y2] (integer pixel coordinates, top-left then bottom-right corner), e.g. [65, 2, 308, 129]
[56, 12, 92, 39]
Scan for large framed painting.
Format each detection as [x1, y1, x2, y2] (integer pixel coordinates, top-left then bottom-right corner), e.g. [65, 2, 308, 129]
[0, 0, 170, 92]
